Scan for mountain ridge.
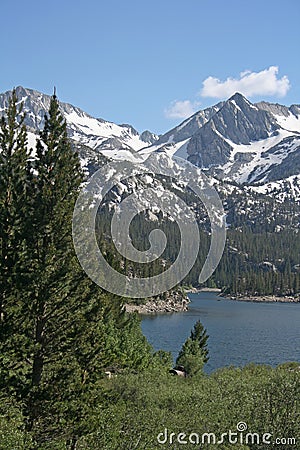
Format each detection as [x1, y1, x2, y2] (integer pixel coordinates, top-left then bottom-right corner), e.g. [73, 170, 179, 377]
[1, 86, 300, 200]
[0, 86, 159, 157]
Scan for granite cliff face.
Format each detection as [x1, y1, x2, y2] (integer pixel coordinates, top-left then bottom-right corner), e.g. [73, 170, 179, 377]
[187, 93, 280, 167]
[150, 93, 300, 190]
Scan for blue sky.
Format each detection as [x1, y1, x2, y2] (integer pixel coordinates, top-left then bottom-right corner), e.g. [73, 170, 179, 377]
[1, 0, 299, 134]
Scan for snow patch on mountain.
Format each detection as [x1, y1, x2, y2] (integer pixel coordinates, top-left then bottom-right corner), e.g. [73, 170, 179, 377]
[273, 112, 300, 134]
[220, 130, 299, 183]
[248, 175, 300, 202]
[63, 109, 151, 152]
[138, 138, 191, 161]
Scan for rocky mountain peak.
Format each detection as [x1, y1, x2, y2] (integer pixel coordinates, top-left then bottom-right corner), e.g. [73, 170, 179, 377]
[140, 130, 159, 145]
[0, 86, 156, 157]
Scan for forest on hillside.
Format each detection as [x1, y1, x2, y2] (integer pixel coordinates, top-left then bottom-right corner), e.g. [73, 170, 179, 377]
[97, 207, 300, 298]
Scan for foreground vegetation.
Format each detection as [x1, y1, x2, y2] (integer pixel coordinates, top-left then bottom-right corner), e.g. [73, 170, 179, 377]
[1, 363, 299, 449]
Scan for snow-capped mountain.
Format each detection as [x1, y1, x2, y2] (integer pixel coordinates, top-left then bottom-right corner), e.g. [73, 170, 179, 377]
[1, 86, 300, 203]
[0, 86, 159, 162]
[143, 92, 300, 188]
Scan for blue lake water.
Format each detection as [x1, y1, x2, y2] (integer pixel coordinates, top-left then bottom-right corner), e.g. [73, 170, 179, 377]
[141, 292, 300, 373]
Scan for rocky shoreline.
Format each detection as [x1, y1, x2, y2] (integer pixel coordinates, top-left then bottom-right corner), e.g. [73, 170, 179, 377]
[187, 287, 300, 303]
[186, 287, 222, 293]
[125, 289, 300, 314]
[125, 290, 190, 314]
[223, 294, 300, 303]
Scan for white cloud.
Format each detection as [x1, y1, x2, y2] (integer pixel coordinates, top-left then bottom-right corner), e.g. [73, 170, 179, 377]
[200, 66, 290, 99]
[164, 100, 200, 119]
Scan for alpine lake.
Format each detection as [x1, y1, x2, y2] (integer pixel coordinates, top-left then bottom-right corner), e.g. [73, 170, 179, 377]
[141, 291, 300, 373]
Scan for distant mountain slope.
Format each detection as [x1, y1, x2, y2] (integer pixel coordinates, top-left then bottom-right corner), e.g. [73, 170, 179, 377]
[156, 100, 225, 145]
[0, 86, 158, 161]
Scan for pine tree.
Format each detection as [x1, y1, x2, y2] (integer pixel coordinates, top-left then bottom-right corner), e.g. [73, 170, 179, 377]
[176, 320, 209, 377]
[0, 88, 31, 295]
[21, 93, 120, 447]
[0, 91, 155, 449]
[0, 89, 34, 398]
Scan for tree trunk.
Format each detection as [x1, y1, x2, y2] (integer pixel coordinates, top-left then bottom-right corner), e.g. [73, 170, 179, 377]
[25, 316, 45, 433]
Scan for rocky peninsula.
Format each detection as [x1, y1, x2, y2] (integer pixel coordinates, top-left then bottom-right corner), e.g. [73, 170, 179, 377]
[125, 289, 189, 314]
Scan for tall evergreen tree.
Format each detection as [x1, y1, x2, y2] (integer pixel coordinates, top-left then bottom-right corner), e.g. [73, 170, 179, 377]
[0, 88, 31, 299]
[0, 89, 34, 399]
[176, 320, 209, 377]
[0, 92, 154, 449]
[20, 92, 98, 445]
